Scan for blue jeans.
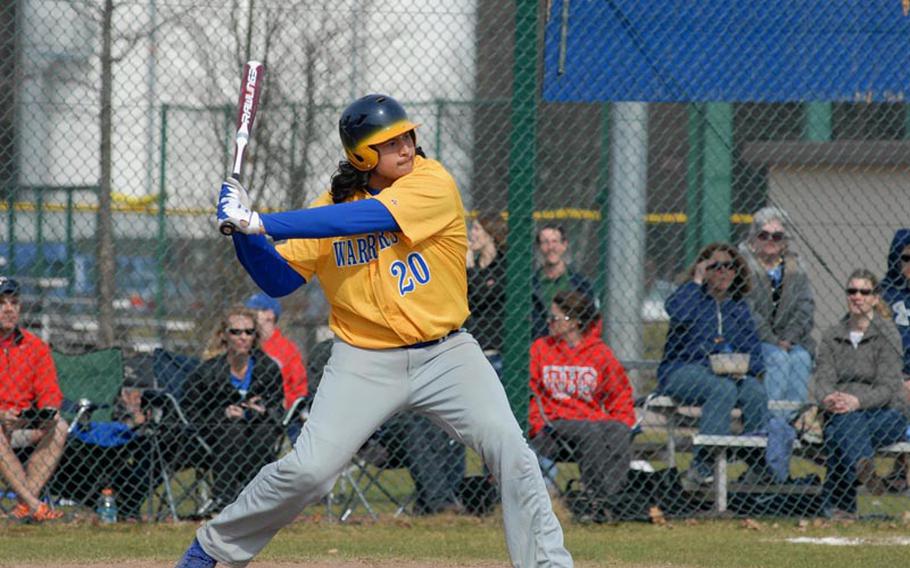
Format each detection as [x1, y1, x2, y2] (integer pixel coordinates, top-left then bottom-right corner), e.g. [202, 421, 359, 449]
[761, 343, 812, 420]
[662, 364, 769, 472]
[822, 408, 908, 512]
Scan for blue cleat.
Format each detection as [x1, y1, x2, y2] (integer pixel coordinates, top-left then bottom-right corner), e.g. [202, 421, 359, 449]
[175, 538, 216, 568]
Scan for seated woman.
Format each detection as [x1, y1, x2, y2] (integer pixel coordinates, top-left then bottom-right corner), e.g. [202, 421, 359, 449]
[738, 207, 815, 482]
[658, 242, 768, 486]
[529, 289, 635, 506]
[182, 305, 284, 515]
[465, 211, 508, 378]
[814, 269, 909, 518]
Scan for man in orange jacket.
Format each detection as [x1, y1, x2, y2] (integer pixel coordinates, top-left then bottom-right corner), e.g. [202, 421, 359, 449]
[244, 293, 307, 438]
[0, 277, 67, 522]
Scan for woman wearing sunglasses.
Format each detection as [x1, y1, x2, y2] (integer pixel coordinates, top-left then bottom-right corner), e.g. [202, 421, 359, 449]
[529, 290, 635, 519]
[182, 305, 284, 516]
[658, 242, 769, 487]
[814, 269, 908, 518]
[738, 206, 815, 482]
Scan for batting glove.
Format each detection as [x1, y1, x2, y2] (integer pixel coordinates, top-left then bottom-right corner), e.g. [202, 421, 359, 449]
[216, 178, 263, 235]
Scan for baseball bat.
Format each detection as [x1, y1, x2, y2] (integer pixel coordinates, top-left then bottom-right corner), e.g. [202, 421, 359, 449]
[220, 60, 265, 236]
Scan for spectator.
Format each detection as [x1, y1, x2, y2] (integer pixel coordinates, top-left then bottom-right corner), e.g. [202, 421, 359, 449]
[244, 293, 308, 440]
[881, 229, 910, 490]
[882, 228, 910, 383]
[738, 206, 815, 482]
[657, 243, 768, 486]
[182, 306, 284, 515]
[529, 290, 635, 507]
[49, 356, 157, 521]
[377, 413, 466, 515]
[814, 269, 909, 518]
[0, 276, 67, 522]
[465, 212, 508, 376]
[532, 224, 597, 339]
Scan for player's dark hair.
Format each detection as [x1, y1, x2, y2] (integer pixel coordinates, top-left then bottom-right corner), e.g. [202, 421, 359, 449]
[330, 142, 427, 204]
[330, 161, 370, 203]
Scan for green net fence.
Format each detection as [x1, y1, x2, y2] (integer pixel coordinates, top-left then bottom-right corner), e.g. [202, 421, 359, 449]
[2, 0, 910, 525]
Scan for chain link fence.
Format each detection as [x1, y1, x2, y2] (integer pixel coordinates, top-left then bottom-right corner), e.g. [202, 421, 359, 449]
[2, 0, 910, 524]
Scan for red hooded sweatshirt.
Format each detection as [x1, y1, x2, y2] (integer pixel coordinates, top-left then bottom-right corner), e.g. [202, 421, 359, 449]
[529, 332, 635, 438]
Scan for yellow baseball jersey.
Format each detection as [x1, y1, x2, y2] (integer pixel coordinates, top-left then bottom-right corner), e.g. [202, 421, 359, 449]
[275, 156, 469, 349]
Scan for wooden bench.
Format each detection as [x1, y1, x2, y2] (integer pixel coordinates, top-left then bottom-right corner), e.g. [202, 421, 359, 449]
[638, 395, 807, 467]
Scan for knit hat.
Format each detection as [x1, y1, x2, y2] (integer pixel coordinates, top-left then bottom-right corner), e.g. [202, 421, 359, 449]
[244, 292, 282, 321]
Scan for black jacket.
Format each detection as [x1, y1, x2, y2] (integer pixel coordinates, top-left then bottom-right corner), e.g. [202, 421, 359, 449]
[181, 349, 284, 433]
[466, 253, 506, 351]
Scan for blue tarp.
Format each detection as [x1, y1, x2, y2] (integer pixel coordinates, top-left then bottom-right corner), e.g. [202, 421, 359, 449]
[543, 0, 910, 102]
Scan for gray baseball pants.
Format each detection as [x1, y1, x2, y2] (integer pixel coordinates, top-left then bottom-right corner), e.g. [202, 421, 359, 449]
[197, 331, 573, 567]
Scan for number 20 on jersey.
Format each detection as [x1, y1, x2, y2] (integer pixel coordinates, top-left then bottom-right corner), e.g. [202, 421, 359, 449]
[390, 252, 431, 296]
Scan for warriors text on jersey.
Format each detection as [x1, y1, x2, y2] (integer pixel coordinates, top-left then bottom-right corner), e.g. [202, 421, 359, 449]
[276, 156, 468, 348]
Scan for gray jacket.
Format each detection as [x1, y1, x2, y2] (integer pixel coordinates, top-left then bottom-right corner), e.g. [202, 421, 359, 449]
[812, 314, 909, 417]
[738, 244, 816, 353]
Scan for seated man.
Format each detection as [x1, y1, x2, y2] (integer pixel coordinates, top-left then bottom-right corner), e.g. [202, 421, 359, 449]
[244, 293, 308, 443]
[0, 277, 67, 522]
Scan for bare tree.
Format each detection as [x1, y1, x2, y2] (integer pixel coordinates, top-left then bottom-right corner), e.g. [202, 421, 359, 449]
[66, 0, 193, 348]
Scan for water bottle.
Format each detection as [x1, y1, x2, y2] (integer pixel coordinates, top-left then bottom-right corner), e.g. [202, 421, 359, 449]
[96, 487, 118, 524]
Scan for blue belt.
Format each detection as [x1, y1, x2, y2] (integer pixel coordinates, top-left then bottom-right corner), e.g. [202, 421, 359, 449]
[404, 329, 463, 350]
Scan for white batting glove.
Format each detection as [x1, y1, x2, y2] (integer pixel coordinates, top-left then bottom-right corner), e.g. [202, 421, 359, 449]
[216, 178, 263, 235]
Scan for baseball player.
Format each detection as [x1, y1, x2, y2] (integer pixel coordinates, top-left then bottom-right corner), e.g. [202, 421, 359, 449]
[176, 94, 572, 568]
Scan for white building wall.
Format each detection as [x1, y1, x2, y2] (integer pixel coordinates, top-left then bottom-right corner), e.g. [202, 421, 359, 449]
[14, 0, 478, 241]
[768, 167, 908, 335]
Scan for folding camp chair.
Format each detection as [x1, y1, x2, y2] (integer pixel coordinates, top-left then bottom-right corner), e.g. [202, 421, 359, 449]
[53, 348, 124, 425]
[140, 388, 216, 521]
[131, 349, 220, 521]
[295, 339, 418, 521]
[32, 349, 126, 513]
[334, 426, 417, 522]
[333, 411, 470, 522]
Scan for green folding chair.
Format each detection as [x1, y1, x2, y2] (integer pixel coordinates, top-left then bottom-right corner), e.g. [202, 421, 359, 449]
[52, 349, 124, 425]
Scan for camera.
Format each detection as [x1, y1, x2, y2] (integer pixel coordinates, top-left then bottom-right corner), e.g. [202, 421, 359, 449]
[20, 407, 56, 427]
[140, 389, 171, 410]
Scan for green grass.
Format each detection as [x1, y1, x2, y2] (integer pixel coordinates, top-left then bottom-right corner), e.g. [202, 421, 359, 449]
[1, 516, 909, 567]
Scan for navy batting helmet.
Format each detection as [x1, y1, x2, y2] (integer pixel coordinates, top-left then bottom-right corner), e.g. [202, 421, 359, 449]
[339, 94, 418, 171]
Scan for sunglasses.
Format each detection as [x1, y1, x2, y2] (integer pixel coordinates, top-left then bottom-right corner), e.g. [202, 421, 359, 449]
[757, 230, 787, 242]
[845, 288, 874, 297]
[901, 254, 910, 263]
[547, 314, 572, 322]
[227, 328, 256, 336]
[707, 261, 736, 271]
